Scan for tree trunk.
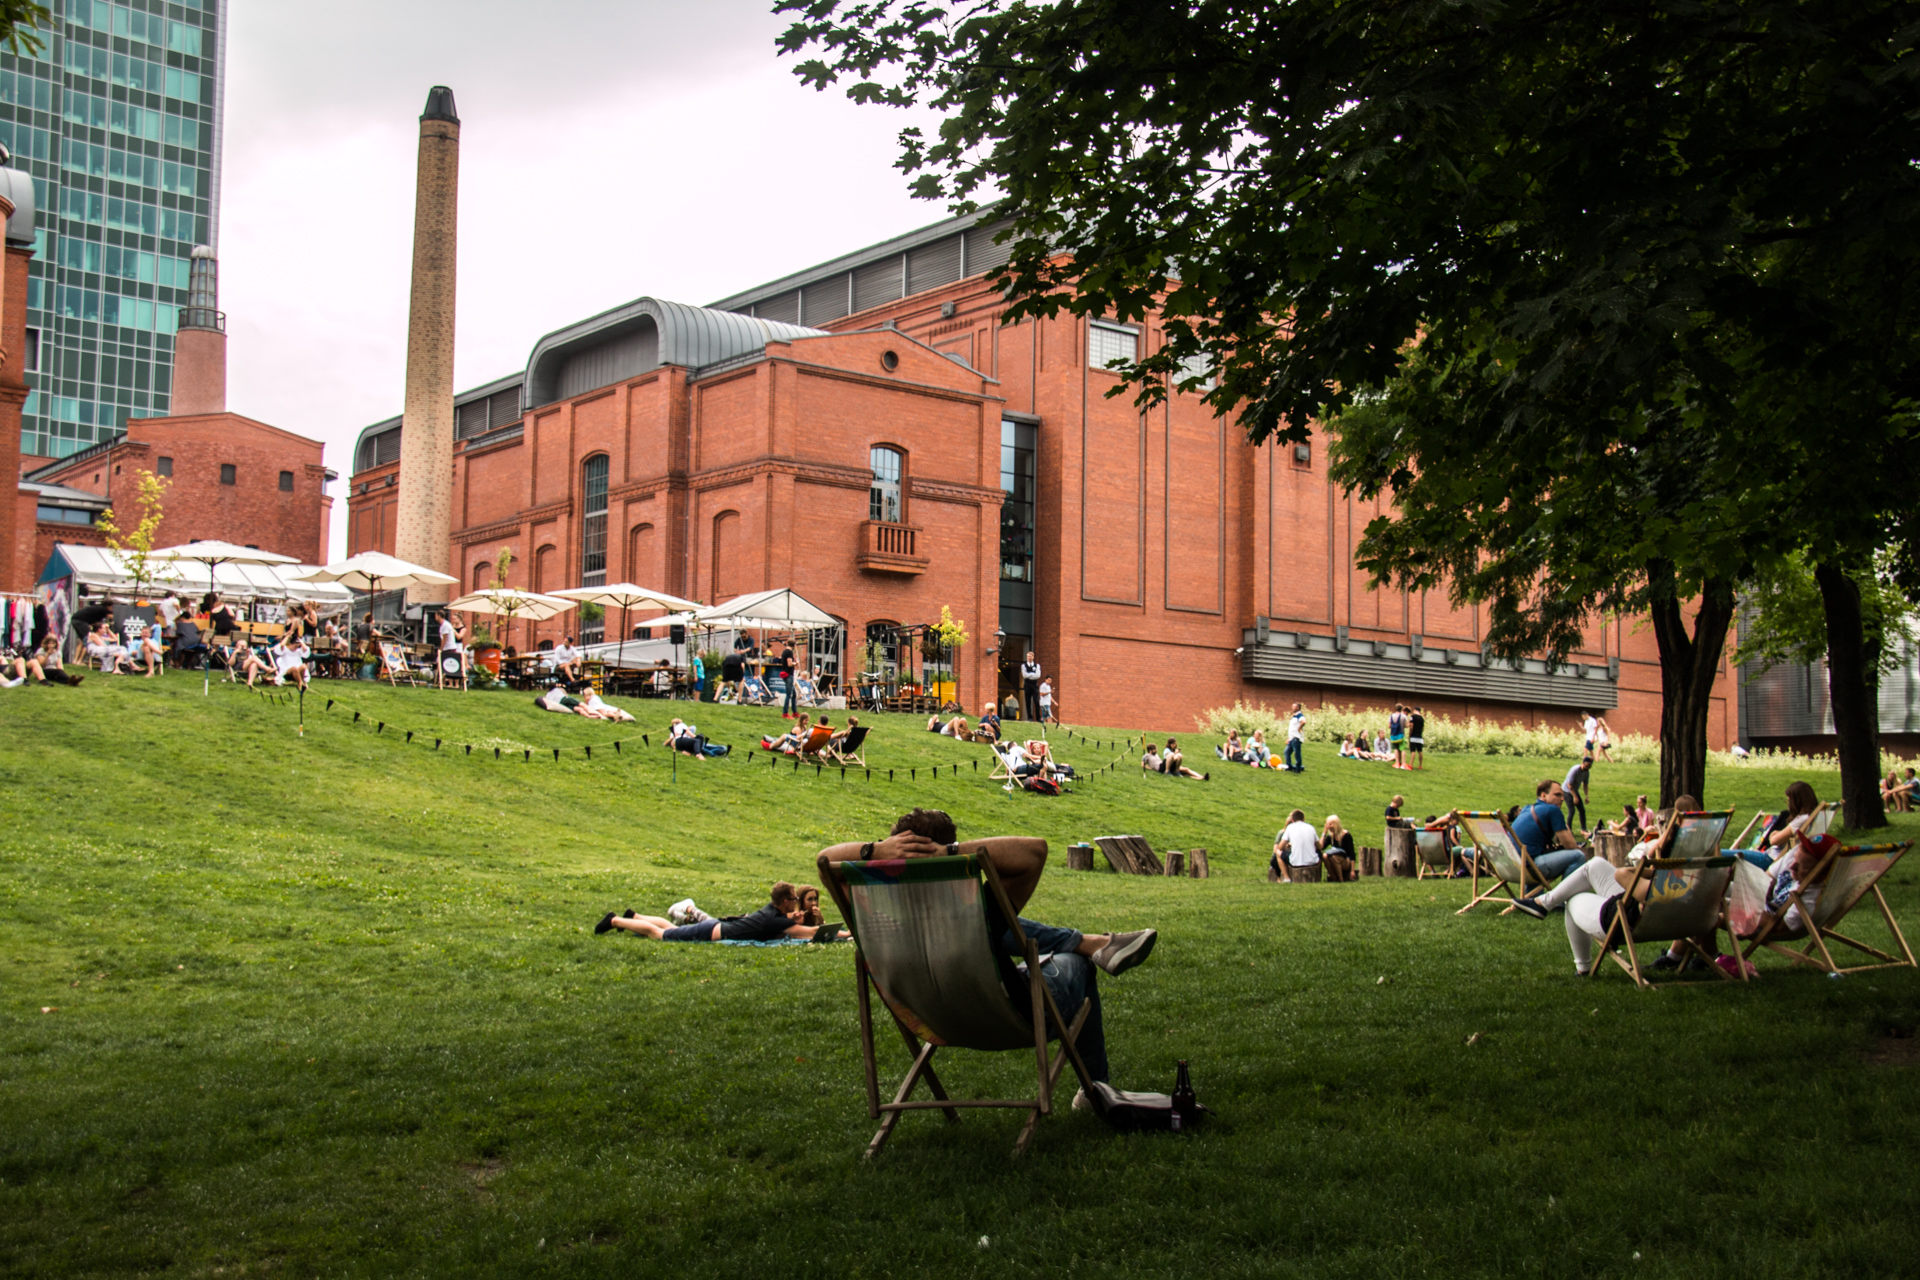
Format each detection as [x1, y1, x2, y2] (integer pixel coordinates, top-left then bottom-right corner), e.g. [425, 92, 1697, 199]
[1815, 563, 1885, 831]
[1648, 566, 1736, 807]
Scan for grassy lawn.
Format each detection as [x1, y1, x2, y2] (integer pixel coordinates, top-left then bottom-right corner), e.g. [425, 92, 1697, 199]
[2, 676, 1917, 1278]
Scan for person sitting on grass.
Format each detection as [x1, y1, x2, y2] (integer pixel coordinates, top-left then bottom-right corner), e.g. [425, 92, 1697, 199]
[795, 885, 823, 927]
[582, 688, 635, 722]
[976, 703, 1002, 743]
[927, 712, 968, 737]
[1372, 729, 1392, 759]
[1880, 770, 1913, 814]
[1219, 729, 1248, 763]
[18, 634, 83, 686]
[1140, 742, 1164, 774]
[667, 717, 731, 757]
[1246, 729, 1273, 767]
[1160, 737, 1208, 781]
[596, 881, 835, 942]
[1338, 733, 1362, 760]
[819, 808, 1158, 1095]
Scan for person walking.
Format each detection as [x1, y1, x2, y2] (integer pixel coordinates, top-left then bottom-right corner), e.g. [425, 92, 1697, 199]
[1039, 677, 1057, 725]
[1284, 702, 1306, 773]
[778, 641, 799, 717]
[1019, 650, 1043, 722]
[1563, 756, 1592, 832]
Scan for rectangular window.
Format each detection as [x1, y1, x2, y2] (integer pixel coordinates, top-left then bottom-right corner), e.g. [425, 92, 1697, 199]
[580, 455, 609, 587]
[1000, 419, 1037, 582]
[869, 446, 903, 523]
[1088, 320, 1139, 370]
[278, 470, 294, 492]
[168, 21, 204, 57]
[219, 463, 235, 485]
[156, 455, 172, 476]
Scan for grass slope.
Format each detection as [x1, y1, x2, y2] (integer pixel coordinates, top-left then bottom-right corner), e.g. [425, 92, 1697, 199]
[2, 678, 1917, 1279]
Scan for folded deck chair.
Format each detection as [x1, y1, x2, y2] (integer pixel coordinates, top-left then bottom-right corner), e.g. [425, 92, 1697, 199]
[817, 851, 1100, 1159]
[1453, 810, 1555, 915]
[1737, 840, 1915, 976]
[827, 724, 870, 768]
[1413, 827, 1455, 880]
[1590, 810, 1737, 988]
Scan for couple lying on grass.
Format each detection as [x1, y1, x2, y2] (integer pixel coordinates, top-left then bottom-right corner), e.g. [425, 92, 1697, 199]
[591, 808, 1156, 1089]
[596, 880, 844, 943]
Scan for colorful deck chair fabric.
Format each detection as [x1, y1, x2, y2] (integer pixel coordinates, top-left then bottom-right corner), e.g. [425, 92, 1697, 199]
[378, 642, 418, 687]
[1732, 811, 1777, 853]
[818, 851, 1099, 1159]
[1591, 810, 1737, 988]
[1452, 810, 1553, 914]
[795, 724, 835, 762]
[1738, 840, 1915, 975]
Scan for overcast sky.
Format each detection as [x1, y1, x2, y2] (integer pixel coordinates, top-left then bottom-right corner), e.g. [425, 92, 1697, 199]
[217, 0, 948, 559]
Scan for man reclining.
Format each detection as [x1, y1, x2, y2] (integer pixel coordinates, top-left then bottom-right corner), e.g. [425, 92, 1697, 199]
[594, 881, 838, 942]
[818, 808, 1156, 1097]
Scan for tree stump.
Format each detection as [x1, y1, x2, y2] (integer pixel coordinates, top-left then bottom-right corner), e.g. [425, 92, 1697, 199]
[1384, 826, 1418, 878]
[1162, 850, 1186, 877]
[1187, 848, 1210, 879]
[1359, 847, 1383, 877]
[1595, 832, 1633, 867]
[1067, 844, 1095, 872]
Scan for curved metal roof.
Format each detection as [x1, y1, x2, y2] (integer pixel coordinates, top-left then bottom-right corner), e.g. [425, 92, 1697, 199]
[522, 298, 823, 410]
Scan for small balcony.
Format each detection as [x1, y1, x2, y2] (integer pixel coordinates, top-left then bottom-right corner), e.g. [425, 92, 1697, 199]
[857, 520, 929, 575]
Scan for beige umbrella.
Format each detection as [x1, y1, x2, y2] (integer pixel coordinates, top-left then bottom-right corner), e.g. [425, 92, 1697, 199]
[146, 541, 300, 697]
[446, 589, 577, 654]
[297, 551, 459, 596]
[549, 584, 701, 669]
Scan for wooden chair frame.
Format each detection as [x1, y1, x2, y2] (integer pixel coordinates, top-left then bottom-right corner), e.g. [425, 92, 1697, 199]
[1739, 841, 1915, 976]
[818, 851, 1101, 1160]
[377, 641, 418, 688]
[826, 724, 870, 769]
[1731, 811, 1776, 853]
[1589, 810, 1738, 989]
[1451, 809, 1555, 915]
[1413, 826, 1455, 880]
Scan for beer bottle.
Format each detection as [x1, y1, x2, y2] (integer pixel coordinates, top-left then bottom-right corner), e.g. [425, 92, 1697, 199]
[1172, 1060, 1196, 1129]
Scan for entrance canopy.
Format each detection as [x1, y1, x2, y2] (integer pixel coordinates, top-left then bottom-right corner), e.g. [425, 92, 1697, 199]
[39, 543, 354, 608]
[695, 588, 837, 629]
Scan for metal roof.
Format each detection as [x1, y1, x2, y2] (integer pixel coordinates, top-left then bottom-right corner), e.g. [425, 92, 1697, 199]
[704, 206, 999, 314]
[22, 481, 108, 507]
[522, 298, 823, 410]
[351, 370, 525, 464]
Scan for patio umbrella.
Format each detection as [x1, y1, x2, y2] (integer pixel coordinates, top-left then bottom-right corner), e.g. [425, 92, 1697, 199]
[146, 541, 300, 696]
[446, 589, 577, 656]
[297, 551, 459, 598]
[548, 584, 700, 670]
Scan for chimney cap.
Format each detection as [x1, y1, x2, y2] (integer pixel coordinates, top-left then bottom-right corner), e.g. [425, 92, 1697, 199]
[421, 86, 459, 124]
[191, 244, 215, 260]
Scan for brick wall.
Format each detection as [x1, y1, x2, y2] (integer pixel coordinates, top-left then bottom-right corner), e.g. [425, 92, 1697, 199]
[30, 412, 331, 564]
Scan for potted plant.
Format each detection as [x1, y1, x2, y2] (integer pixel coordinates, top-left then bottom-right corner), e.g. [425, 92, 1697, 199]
[698, 648, 726, 701]
[468, 548, 512, 673]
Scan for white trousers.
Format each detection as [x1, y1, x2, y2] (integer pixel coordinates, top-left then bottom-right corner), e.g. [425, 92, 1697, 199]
[1539, 858, 1624, 972]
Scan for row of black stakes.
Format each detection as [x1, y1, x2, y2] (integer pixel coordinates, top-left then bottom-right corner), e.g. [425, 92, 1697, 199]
[245, 686, 1140, 780]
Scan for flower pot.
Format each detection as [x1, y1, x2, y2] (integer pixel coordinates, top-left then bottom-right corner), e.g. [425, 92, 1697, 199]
[474, 646, 502, 675]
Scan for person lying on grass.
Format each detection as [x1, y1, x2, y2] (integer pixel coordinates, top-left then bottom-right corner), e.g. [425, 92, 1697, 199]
[581, 689, 635, 722]
[536, 684, 618, 719]
[595, 881, 840, 942]
[667, 718, 731, 757]
[927, 713, 968, 736]
[818, 808, 1157, 1093]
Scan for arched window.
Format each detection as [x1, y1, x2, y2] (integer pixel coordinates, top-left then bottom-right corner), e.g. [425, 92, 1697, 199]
[580, 454, 609, 587]
[863, 620, 901, 675]
[473, 562, 492, 591]
[711, 510, 740, 601]
[627, 522, 655, 584]
[869, 446, 903, 523]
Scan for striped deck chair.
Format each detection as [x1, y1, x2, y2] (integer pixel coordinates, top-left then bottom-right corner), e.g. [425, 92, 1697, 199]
[1413, 826, 1455, 880]
[1731, 811, 1777, 854]
[1737, 840, 1915, 976]
[1591, 810, 1737, 988]
[378, 642, 418, 688]
[1452, 810, 1554, 915]
[817, 851, 1100, 1159]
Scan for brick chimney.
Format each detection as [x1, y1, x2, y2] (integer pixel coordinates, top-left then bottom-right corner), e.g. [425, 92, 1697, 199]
[171, 245, 227, 416]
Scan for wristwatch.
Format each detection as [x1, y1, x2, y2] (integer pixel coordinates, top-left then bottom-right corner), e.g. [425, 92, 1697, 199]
[947, 843, 959, 857]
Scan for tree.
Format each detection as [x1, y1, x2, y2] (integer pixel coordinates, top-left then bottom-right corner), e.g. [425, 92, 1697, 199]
[780, 0, 1920, 807]
[0, 3, 48, 56]
[97, 470, 175, 602]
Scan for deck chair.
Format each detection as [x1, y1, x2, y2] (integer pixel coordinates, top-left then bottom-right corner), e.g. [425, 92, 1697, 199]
[817, 851, 1101, 1159]
[1736, 840, 1915, 975]
[1453, 810, 1555, 915]
[1806, 802, 1839, 839]
[378, 642, 418, 688]
[1731, 811, 1776, 853]
[1413, 826, 1456, 880]
[827, 723, 870, 768]
[1590, 810, 1738, 988]
[796, 724, 835, 763]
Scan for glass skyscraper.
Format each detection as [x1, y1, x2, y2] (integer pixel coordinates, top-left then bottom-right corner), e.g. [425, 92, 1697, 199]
[0, 0, 221, 459]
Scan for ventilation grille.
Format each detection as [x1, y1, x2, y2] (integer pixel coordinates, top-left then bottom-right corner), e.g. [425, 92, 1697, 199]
[802, 280, 849, 326]
[965, 222, 1014, 275]
[853, 257, 904, 314]
[907, 235, 962, 294]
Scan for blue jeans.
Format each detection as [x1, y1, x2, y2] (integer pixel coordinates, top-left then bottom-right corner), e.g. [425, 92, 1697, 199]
[1532, 848, 1587, 883]
[782, 676, 797, 714]
[993, 915, 1107, 1083]
[1284, 738, 1303, 771]
[1733, 849, 1771, 870]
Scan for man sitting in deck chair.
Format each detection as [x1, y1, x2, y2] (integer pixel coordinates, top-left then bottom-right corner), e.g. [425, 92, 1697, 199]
[1511, 777, 1589, 883]
[820, 809, 1157, 1096]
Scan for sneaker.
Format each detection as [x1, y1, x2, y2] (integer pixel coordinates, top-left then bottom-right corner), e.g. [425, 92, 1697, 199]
[1091, 929, 1157, 977]
[1071, 1087, 1091, 1112]
[668, 899, 712, 926]
[1510, 895, 1549, 920]
[1652, 952, 1681, 972]
[593, 912, 617, 935]
[0, 675, 22, 688]
[1680, 955, 1709, 974]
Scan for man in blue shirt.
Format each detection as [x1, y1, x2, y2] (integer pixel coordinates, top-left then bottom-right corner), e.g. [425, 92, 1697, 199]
[1510, 777, 1588, 885]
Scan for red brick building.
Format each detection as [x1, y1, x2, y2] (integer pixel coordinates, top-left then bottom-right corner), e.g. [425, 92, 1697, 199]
[349, 212, 1735, 744]
[22, 411, 334, 565]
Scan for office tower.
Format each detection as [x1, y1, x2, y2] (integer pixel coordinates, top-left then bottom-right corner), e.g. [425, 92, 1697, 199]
[0, 0, 223, 461]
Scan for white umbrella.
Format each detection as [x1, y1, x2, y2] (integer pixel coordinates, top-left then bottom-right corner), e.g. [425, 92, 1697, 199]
[146, 541, 299, 696]
[549, 584, 701, 669]
[696, 587, 838, 628]
[298, 551, 459, 596]
[447, 589, 577, 655]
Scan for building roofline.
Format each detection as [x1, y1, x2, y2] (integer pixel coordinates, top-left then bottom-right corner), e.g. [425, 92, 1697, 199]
[704, 205, 1002, 314]
[351, 371, 525, 458]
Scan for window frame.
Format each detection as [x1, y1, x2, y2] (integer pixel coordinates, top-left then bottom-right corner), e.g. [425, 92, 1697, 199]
[579, 453, 610, 588]
[869, 445, 905, 524]
[1087, 319, 1140, 371]
[218, 462, 235, 485]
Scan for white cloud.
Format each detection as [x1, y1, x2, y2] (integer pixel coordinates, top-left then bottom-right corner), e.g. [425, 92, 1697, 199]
[216, 0, 950, 558]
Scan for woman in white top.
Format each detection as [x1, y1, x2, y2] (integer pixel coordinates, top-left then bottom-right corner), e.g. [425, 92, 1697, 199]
[273, 637, 311, 689]
[84, 621, 131, 674]
[1590, 713, 1616, 763]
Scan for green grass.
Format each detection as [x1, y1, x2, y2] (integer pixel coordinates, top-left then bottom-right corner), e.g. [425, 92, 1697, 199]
[3, 676, 1918, 1278]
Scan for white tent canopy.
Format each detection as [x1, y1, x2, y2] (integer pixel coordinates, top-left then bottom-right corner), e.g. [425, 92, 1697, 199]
[39, 542, 354, 607]
[695, 588, 838, 629]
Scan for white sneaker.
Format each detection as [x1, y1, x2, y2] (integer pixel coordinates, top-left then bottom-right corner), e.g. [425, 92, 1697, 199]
[0, 675, 22, 688]
[667, 898, 712, 926]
